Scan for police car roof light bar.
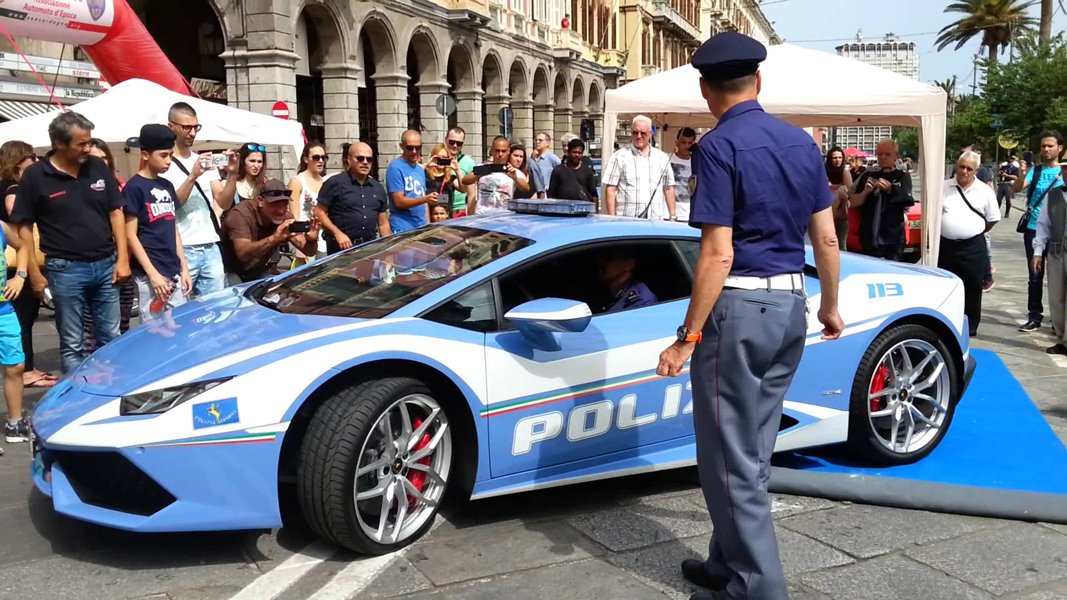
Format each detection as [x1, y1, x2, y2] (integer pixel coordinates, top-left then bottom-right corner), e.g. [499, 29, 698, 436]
[508, 199, 595, 216]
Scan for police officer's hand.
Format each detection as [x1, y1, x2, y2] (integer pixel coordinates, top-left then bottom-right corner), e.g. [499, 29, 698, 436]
[1032, 256, 1044, 273]
[818, 306, 844, 340]
[657, 341, 695, 378]
[335, 232, 353, 250]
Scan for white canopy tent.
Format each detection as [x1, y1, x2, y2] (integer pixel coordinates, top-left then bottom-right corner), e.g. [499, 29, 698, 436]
[603, 43, 948, 264]
[0, 78, 306, 177]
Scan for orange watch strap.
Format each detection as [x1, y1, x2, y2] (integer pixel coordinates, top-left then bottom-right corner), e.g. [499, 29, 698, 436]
[685, 331, 702, 343]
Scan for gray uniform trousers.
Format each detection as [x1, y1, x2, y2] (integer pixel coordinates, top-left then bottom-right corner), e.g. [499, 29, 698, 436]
[691, 287, 808, 600]
[1049, 251, 1066, 345]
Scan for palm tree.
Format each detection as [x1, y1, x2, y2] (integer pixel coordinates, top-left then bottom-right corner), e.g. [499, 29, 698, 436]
[935, 76, 959, 118]
[1040, 0, 1053, 44]
[936, 0, 1038, 62]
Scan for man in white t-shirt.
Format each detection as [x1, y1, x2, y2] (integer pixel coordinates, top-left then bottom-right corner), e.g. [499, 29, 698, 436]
[161, 102, 238, 296]
[461, 136, 529, 214]
[603, 115, 677, 220]
[670, 127, 697, 221]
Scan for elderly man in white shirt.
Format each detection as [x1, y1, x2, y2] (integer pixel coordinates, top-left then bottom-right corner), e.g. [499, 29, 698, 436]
[940, 150, 1001, 336]
[602, 115, 678, 220]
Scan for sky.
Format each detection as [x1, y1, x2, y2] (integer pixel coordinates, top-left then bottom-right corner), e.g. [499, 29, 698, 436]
[761, 0, 1066, 88]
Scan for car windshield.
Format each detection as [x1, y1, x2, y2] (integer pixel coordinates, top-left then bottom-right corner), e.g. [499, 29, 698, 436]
[248, 225, 533, 318]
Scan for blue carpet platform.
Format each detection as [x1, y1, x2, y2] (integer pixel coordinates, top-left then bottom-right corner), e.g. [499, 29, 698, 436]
[770, 349, 1067, 523]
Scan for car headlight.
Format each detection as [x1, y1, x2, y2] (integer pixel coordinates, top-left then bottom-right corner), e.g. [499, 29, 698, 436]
[908, 220, 923, 229]
[120, 378, 232, 416]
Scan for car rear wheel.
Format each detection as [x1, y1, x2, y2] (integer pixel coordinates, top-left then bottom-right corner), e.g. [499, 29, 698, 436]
[298, 377, 453, 554]
[848, 324, 958, 464]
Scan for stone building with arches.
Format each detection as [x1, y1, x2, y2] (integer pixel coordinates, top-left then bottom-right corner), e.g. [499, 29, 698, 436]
[127, 0, 620, 172]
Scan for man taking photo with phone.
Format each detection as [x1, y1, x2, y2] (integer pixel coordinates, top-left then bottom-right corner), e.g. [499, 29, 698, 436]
[461, 136, 530, 214]
[220, 179, 318, 283]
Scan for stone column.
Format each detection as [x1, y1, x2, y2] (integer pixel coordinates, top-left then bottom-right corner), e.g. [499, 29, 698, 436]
[483, 93, 511, 144]
[418, 80, 451, 145]
[222, 47, 300, 177]
[318, 63, 361, 158]
[554, 106, 573, 146]
[512, 99, 535, 148]
[534, 102, 555, 144]
[372, 72, 410, 164]
[455, 89, 484, 162]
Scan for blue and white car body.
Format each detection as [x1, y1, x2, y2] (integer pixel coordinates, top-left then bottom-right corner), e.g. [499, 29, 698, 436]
[30, 208, 972, 544]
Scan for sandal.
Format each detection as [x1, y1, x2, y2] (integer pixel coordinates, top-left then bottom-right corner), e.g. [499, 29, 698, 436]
[24, 371, 58, 388]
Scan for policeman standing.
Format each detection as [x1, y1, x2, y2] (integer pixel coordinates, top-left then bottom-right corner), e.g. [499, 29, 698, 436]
[656, 32, 844, 600]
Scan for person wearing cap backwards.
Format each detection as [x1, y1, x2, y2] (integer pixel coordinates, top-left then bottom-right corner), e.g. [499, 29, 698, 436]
[219, 179, 319, 283]
[124, 124, 192, 320]
[656, 32, 843, 600]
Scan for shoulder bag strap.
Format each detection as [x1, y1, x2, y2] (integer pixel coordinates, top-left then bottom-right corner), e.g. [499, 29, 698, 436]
[172, 158, 222, 236]
[954, 185, 988, 222]
[1029, 170, 1063, 212]
[562, 164, 592, 202]
[1026, 166, 1045, 210]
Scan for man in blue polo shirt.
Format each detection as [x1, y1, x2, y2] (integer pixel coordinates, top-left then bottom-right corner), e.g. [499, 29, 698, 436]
[656, 32, 843, 600]
[1013, 131, 1065, 332]
[386, 130, 438, 233]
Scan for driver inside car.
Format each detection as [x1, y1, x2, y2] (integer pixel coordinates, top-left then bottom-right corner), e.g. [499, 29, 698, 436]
[596, 248, 657, 313]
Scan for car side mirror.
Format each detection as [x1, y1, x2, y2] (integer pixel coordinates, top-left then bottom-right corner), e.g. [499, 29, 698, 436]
[504, 298, 592, 351]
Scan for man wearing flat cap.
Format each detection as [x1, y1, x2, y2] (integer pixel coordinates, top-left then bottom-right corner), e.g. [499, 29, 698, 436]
[657, 32, 844, 600]
[220, 179, 319, 283]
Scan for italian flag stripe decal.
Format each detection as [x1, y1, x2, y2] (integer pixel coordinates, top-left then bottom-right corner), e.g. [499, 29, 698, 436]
[481, 368, 689, 418]
[151, 433, 278, 448]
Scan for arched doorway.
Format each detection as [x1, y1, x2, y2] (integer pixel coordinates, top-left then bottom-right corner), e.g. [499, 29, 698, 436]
[553, 71, 571, 146]
[532, 65, 552, 144]
[481, 52, 506, 156]
[587, 82, 603, 158]
[405, 29, 442, 140]
[128, 0, 226, 101]
[446, 44, 479, 158]
[357, 16, 398, 177]
[507, 58, 531, 147]
[295, 6, 343, 144]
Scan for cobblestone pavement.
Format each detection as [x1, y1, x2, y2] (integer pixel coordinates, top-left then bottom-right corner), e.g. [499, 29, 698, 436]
[0, 220, 1065, 600]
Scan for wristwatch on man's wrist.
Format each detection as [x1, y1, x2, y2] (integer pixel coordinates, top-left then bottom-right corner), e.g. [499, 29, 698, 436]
[14, 271, 27, 279]
[676, 325, 701, 343]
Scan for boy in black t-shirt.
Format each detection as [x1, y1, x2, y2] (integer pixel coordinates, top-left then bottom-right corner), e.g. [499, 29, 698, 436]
[124, 124, 191, 321]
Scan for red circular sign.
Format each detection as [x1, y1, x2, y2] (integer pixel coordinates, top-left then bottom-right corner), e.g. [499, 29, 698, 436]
[271, 100, 290, 120]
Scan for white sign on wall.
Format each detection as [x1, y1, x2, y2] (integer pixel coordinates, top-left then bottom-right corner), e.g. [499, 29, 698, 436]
[0, 52, 100, 79]
[0, 79, 97, 100]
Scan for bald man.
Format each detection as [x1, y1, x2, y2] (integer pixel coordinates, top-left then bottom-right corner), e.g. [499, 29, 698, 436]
[850, 139, 915, 261]
[386, 130, 439, 233]
[315, 141, 391, 254]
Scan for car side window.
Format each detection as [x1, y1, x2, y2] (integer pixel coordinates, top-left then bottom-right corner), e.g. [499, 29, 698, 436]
[675, 239, 700, 273]
[497, 240, 693, 318]
[424, 282, 498, 333]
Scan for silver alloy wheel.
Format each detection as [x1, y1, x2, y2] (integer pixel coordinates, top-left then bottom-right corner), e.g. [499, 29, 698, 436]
[353, 393, 452, 545]
[866, 339, 951, 454]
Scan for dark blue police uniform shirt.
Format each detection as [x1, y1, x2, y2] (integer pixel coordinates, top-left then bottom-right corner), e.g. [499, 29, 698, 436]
[605, 280, 657, 313]
[122, 174, 181, 278]
[689, 100, 832, 277]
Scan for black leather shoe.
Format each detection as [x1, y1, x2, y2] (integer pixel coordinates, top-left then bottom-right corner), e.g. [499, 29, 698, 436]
[1046, 343, 1067, 355]
[681, 559, 728, 590]
[1019, 319, 1041, 332]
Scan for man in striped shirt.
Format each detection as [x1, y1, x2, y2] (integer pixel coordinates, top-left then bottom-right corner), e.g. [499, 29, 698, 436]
[602, 115, 677, 220]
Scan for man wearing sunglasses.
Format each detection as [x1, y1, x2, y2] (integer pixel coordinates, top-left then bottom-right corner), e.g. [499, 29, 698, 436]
[444, 128, 476, 216]
[385, 130, 438, 233]
[161, 102, 239, 297]
[315, 142, 390, 254]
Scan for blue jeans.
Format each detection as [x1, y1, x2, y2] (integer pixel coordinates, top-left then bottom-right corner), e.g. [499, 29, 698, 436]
[183, 243, 225, 297]
[45, 256, 120, 373]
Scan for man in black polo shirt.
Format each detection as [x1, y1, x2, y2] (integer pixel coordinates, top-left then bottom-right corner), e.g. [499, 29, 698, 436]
[10, 111, 129, 373]
[314, 141, 391, 254]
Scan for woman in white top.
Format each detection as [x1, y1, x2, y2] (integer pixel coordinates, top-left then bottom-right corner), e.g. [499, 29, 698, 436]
[288, 141, 329, 261]
[235, 143, 266, 204]
[939, 150, 1001, 336]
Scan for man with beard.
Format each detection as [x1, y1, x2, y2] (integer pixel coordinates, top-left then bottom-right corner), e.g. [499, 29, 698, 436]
[11, 111, 130, 373]
[547, 138, 598, 203]
[220, 179, 318, 283]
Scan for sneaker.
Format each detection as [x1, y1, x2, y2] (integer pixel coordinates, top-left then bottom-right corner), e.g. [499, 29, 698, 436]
[3, 418, 29, 443]
[982, 279, 995, 292]
[1019, 320, 1041, 332]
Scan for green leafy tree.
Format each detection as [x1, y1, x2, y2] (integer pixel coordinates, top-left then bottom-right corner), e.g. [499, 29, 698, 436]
[893, 128, 919, 159]
[946, 95, 996, 160]
[936, 0, 1038, 62]
[982, 33, 1067, 143]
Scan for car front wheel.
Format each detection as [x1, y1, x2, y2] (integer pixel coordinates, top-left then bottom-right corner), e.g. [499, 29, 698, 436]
[848, 324, 958, 464]
[298, 377, 453, 554]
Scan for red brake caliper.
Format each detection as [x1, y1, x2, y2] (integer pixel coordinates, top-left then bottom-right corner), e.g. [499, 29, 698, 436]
[870, 364, 890, 412]
[406, 417, 433, 509]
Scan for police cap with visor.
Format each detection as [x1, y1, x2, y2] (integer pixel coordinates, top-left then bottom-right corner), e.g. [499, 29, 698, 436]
[691, 31, 767, 81]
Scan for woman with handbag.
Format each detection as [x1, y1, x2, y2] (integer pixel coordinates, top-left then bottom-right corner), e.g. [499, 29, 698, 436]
[940, 151, 1001, 336]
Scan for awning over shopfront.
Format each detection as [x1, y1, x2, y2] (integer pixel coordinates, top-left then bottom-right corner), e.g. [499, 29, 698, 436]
[0, 100, 62, 122]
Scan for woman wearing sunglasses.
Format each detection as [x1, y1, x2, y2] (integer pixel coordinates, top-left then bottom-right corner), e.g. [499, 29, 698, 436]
[234, 143, 267, 205]
[288, 141, 329, 262]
